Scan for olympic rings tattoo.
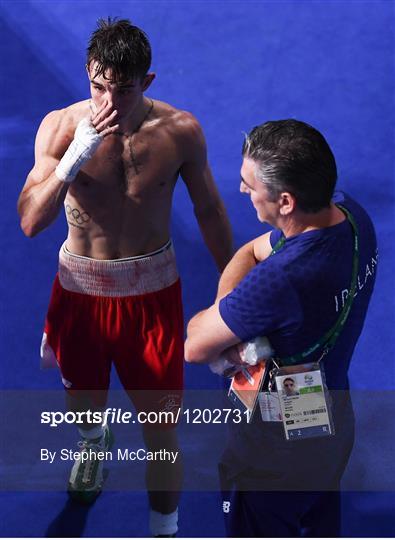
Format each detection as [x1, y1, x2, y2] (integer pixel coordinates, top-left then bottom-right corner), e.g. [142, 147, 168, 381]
[65, 204, 91, 225]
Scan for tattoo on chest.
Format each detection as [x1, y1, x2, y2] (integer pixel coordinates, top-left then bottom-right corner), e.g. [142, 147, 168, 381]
[117, 136, 145, 193]
[127, 136, 142, 175]
[115, 98, 154, 183]
[116, 159, 128, 194]
[65, 204, 91, 229]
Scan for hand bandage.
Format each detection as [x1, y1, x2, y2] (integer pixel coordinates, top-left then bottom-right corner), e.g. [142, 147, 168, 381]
[55, 118, 103, 183]
[238, 336, 273, 365]
[209, 336, 273, 377]
[209, 356, 239, 377]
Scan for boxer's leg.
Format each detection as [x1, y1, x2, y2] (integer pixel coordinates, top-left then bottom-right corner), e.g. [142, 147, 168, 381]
[43, 274, 113, 503]
[143, 426, 183, 536]
[113, 278, 184, 536]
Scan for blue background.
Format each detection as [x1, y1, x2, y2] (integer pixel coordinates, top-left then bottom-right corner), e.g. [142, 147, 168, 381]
[0, 0, 394, 536]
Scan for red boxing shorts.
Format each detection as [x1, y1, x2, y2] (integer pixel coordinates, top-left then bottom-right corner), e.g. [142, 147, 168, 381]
[41, 240, 184, 424]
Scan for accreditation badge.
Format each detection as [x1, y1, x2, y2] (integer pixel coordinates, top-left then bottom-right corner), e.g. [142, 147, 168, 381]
[274, 362, 334, 441]
[228, 361, 271, 422]
[258, 391, 282, 422]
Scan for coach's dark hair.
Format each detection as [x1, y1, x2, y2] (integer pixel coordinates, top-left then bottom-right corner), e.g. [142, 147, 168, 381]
[242, 120, 337, 213]
[87, 18, 152, 81]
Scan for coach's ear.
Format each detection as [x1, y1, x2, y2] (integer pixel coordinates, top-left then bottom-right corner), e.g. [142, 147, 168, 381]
[279, 192, 296, 216]
[141, 72, 156, 92]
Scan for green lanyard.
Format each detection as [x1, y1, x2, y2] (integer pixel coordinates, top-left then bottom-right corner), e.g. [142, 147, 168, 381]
[269, 204, 359, 366]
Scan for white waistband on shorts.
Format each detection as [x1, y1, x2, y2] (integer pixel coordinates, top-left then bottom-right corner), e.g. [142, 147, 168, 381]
[58, 240, 179, 297]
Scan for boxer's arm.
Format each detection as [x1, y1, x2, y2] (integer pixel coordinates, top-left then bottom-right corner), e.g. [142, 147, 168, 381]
[216, 232, 273, 300]
[179, 114, 233, 272]
[18, 101, 118, 237]
[18, 110, 73, 237]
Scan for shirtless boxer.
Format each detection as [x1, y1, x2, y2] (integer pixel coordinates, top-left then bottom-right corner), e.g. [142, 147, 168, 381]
[17, 18, 232, 536]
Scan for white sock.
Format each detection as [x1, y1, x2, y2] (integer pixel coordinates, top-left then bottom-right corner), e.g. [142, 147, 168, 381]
[78, 425, 104, 440]
[149, 508, 178, 536]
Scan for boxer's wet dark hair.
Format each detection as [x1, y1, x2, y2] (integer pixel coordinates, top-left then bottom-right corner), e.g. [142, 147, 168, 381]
[242, 119, 337, 214]
[87, 17, 152, 82]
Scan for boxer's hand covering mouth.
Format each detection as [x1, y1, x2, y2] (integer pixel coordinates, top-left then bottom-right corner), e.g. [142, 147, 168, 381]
[55, 118, 103, 183]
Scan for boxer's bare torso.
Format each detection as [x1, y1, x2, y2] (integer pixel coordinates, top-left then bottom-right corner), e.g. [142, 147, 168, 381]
[62, 98, 195, 258]
[19, 62, 232, 268]
[35, 99, 202, 258]
[19, 95, 230, 262]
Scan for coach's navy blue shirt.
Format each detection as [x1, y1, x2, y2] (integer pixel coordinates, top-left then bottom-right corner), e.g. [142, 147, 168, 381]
[219, 192, 378, 390]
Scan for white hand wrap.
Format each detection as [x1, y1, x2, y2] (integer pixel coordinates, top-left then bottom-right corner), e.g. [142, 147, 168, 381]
[55, 118, 103, 183]
[209, 336, 273, 377]
[209, 356, 238, 377]
[238, 336, 273, 365]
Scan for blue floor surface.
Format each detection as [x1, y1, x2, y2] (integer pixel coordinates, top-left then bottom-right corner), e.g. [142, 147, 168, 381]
[1, 0, 394, 536]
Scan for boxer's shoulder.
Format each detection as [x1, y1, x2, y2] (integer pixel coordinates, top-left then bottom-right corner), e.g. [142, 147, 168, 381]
[151, 101, 205, 160]
[38, 101, 90, 149]
[172, 110, 206, 158]
[151, 100, 201, 134]
[40, 101, 89, 131]
[65, 99, 91, 123]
